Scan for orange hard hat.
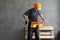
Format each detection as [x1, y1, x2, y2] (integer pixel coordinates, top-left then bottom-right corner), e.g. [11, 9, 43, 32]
[34, 2, 41, 10]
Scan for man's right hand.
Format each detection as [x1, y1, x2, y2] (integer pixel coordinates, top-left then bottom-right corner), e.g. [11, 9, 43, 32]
[25, 19, 29, 24]
[26, 19, 29, 22]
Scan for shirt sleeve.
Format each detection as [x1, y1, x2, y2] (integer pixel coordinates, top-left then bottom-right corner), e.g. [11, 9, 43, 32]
[38, 10, 41, 15]
[24, 9, 30, 16]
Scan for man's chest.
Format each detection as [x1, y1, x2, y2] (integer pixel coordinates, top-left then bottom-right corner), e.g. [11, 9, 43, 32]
[29, 10, 38, 16]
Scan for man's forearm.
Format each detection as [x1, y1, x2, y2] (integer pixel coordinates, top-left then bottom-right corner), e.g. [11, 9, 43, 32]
[40, 14, 44, 20]
[23, 14, 29, 22]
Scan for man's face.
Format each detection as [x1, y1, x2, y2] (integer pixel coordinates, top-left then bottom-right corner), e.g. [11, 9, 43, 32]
[34, 7, 40, 10]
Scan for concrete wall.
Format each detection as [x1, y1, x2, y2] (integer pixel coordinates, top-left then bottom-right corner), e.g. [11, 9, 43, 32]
[0, 0, 60, 40]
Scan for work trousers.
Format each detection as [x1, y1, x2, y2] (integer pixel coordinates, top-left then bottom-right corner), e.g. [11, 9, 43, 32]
[27, 22, 39, 40]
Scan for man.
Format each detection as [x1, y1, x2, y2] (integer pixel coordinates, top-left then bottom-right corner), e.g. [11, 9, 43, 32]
[23, 2, 45, 40]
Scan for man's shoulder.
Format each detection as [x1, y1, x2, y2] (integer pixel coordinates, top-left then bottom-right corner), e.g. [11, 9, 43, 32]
[26, 8, 34, 12]
[29, 8, 34, 10]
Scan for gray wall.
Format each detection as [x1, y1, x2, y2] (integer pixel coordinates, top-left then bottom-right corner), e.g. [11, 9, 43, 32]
[0, 0, 60, 40]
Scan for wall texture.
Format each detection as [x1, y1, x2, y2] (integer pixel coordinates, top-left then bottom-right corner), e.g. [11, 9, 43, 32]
[0, 0, 60, 40]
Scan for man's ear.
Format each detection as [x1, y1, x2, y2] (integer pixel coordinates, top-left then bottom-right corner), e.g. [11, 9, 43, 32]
[38, 8, 41, 10]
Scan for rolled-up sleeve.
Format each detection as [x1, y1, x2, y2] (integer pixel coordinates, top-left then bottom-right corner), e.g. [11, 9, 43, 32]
[24, 10, 30, 16]
[38, 10, 41, 15]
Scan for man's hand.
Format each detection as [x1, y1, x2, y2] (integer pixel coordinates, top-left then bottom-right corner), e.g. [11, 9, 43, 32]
[42, 19, 46, 24]
[25, 19, 29, 24]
